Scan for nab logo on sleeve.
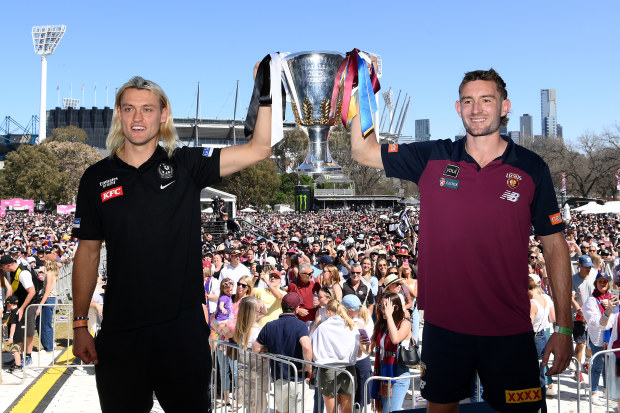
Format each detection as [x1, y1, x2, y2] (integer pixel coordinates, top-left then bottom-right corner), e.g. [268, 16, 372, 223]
[101, 186, 123, 203]
[203, 147, 213, 157]
[549, 212, 562, 225]
[388, 144, 398, 153]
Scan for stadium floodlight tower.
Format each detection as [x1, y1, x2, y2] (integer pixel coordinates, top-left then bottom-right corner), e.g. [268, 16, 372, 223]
[32, 25, 66, 143]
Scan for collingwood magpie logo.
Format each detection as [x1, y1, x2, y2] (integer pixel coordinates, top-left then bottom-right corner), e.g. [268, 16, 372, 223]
[158, 163, 175, 180]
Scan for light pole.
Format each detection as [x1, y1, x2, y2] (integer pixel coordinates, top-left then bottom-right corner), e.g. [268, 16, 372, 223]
[32, 25, 66, 143]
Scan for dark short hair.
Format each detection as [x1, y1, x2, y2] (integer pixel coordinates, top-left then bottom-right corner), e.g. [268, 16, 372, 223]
[459, 68, 509, 127]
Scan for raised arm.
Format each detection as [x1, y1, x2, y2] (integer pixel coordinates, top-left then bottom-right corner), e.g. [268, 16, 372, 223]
[220, 105, 272, 177]
[350, 112, 383, 170]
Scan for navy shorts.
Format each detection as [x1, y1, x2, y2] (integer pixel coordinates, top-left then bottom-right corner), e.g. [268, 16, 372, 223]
[420, 322, 544, 413]
[572, 320, 587, 344]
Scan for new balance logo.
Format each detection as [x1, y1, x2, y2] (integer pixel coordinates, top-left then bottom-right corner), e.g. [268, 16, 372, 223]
[500, 190, 520, 202]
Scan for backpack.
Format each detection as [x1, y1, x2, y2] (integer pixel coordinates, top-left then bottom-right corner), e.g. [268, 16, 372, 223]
[12, 265, 44, 303]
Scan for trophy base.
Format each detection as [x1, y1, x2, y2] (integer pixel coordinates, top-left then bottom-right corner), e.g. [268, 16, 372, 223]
[295, 156, 342, 175]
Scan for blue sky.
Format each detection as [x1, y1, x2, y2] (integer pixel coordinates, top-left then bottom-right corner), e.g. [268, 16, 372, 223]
[1, 1, 618, 144]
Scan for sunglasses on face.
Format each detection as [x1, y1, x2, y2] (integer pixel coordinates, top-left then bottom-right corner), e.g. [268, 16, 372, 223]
[237, 282, 249, 288]
[388, 271, 398, 275]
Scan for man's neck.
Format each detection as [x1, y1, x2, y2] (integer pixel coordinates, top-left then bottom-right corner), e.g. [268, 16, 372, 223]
[464, 133, 507, 168]
[118, 142, 158, 168]
[579, 270, 590, 279]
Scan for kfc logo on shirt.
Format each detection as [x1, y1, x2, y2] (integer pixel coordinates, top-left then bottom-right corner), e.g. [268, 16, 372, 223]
[101, 186, 123, 202]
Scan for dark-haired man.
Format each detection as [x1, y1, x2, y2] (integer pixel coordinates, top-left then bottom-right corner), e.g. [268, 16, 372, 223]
[252, 292, 312, 413]
[71, 74, 272, 412]
[350, 68, 572, 412]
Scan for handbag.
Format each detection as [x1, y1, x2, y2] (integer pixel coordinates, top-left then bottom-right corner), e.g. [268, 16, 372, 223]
[397, 335, 420, 367]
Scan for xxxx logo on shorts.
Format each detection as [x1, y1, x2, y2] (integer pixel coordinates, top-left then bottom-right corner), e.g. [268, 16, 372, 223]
[505, 387, 542, 403]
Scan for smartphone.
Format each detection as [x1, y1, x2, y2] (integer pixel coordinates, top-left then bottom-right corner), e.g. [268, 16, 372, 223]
[612, 290, 619, 298]
[359, 328, 370, 344]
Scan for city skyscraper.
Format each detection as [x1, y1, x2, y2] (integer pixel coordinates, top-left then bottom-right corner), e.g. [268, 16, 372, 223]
[415, 119, 431, 142]
[540, 89, 557, 138]
[520, 114, 533, 139]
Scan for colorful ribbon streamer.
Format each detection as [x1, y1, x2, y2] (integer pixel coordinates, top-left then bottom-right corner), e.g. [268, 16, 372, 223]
[331, 48, 381, 137]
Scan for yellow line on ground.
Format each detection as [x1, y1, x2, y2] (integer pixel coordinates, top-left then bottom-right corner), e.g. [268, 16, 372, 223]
[9, 347, 76, 413]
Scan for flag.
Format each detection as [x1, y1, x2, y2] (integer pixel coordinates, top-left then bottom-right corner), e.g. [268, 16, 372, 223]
[397, 209, 411, 238]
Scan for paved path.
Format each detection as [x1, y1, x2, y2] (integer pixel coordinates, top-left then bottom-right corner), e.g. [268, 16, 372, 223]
[1, 349, 617, 412]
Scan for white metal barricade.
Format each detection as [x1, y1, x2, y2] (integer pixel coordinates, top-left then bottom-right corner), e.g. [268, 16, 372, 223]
[1, 303, 95, 385]
[362, 373, 419, 413]
[588, 347, 620, 413]
[211, 338, 356, 413]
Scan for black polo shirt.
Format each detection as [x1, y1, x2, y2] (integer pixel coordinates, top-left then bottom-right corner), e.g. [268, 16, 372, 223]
[72, 145, 221, 331]
[342, 278, 375, 307]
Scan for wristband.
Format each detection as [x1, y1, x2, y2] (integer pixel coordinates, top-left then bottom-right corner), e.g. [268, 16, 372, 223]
[554, 326, 573, 336]
[73, 316, 89, 322]
[73, 319, 88, 329]
[603, 313, 610, 319]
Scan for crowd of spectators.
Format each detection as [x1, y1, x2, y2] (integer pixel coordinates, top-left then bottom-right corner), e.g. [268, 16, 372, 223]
[1, 208, 620, 409]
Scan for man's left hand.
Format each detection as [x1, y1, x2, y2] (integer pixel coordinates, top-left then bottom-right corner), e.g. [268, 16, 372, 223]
[543, 332, 574, 375]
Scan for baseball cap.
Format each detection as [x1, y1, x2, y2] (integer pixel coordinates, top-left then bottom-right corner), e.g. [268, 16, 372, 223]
[595, 272, 610, 285]
[265, 256, 277, 267]
[230, 249, 242, 256]
[318, 255, 333, 265]
[5, 295, 18, 305]
[341, 295, 361, 310]
[282, 292, 303, 309]
[290, 236, 300, 243]
[578, 255, 594, 267]
[0, 255, 16, 266]
[269, 270, 282, 279]
[529, 274, 541, 285]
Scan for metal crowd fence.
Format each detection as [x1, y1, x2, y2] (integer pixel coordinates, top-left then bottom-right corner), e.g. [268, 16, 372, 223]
[362, 373, 419, 413]
[210, 338, 356, 413]
[1, 303, 94, 385]
[588, 347, 620, 413]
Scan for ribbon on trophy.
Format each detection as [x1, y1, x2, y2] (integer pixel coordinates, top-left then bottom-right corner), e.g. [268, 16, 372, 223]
[244, 53, 288, 147]
[330, 48, 381, 137]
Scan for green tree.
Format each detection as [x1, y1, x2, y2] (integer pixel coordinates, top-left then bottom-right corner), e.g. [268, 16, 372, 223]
[44, 141, 103, 202]
[531, 132, 620, 199]
[272, 128, 308, 172]
[3, 144, 67, 205]
[214, 159, 280, 207]
[273, 173, 313, 205]
[48, 125, 89, 143]
[329, 126, 388, 195]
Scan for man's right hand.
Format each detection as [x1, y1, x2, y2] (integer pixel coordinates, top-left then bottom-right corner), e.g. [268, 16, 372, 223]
[73, 327, 98, 364]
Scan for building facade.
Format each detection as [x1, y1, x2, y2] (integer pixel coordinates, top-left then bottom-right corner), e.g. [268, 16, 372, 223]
[540, 89, 557, 138]
[414, 119, 430, 142]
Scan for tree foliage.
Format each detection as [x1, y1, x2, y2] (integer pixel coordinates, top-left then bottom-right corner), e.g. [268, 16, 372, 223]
[214, 159, 280, 207]
[1, 144, 67, 205]
[48, 125, 89, 143]
[273, 173, 313, 205]
[527, 129, 620, 199]
[272, 128, 308, 172]
[44, 141, 103, 202]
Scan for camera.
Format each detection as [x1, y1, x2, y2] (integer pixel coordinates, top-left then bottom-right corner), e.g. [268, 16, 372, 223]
[336, 249, 344, 259]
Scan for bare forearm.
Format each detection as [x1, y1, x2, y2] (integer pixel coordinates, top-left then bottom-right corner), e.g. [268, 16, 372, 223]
[72, 240, 102, 318]
[541, 233, 573, 329]
[350, 111, 383, 169]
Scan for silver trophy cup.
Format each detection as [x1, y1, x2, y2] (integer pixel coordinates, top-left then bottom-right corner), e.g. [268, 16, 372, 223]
[282, 51, 345, 174]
